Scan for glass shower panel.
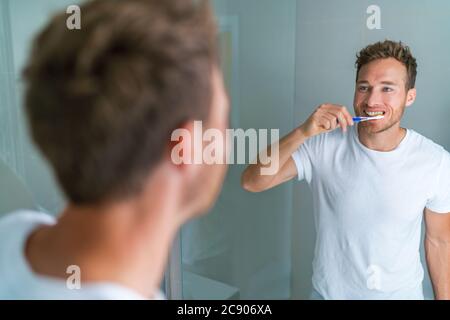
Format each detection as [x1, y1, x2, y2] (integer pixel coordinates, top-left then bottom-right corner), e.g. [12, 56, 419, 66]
[180, 0, 297, 300]
[0, 0, 83, 217]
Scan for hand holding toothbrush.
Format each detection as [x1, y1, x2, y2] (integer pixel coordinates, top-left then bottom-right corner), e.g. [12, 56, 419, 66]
[299, 103, 384, 139]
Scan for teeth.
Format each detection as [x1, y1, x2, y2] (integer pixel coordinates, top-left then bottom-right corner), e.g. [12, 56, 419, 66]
[366, 111, 385, 116]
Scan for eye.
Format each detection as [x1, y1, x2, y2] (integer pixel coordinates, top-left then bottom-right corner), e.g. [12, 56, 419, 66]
[383, 87, 394, 92]
[358, 86, 369, 92]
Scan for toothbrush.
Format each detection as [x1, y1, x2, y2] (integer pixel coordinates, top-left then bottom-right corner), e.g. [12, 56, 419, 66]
[352, 115, 384, 123]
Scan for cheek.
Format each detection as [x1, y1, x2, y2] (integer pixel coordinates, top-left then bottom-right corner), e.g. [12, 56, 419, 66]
[388, 91, 407, 104]
[354, 91, 367, 103]
[386, 97, 404, 113]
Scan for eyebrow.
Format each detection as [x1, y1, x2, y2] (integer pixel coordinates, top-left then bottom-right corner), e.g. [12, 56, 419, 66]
[356, 80, 399, 86]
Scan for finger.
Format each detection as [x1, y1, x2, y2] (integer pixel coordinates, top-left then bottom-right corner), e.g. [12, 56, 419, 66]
[322, 119, 332, 131]
[315, 113, 330, 130]
[327, 106, 352, 130]
[323, 112, 340, 131]
[336, 112, 348, 132]
[340, 106, 354, 126]
[320, 113, 335, 131]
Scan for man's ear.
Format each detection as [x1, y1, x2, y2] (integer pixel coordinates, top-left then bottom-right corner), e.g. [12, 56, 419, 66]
[168, 121, 194, 167]
[166, 120, 202, 178]
[405, 88, 417, 107]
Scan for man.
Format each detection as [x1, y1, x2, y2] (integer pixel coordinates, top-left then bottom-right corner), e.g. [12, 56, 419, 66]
[242, 40, 450, 300]
[0, 0, 229, 299]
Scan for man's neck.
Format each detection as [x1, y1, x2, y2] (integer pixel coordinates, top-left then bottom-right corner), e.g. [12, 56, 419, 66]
[26, 193, 181, 299]
[357, 124, 407, 152]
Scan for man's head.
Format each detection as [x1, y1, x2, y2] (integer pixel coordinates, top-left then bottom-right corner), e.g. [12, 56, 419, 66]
[23, 0, 229, 220]
[353, 40, 417, 134]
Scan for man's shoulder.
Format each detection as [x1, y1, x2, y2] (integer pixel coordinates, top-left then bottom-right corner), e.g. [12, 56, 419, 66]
[0, 210, 56, 298]
[408, 129, 449, 158]
[0, 210, 56, 256]
[0, 210, 55, 234]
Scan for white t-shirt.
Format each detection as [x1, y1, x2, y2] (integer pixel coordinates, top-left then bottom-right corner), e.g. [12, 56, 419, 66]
[0, 210, 166, 300]
[292, 125, 450, 300]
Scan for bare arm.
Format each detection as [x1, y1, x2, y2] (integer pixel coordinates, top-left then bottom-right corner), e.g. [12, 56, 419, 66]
[424, 208, 450, 300]
[241, 104, 354, 192]
[241, 128, 307, 192]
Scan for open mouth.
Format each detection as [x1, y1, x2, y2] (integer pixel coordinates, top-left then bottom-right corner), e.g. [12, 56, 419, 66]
[364, 110, 385, 117]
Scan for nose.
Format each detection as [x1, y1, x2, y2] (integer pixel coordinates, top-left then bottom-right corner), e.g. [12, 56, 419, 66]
[366, 90, 383, 108]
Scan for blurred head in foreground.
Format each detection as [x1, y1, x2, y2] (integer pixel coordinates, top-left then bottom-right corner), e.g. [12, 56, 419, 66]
[21, 0, 229, 298]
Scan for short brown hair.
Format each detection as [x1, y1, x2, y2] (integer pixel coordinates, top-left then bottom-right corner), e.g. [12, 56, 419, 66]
[355, 40, 417, 89]
[23, 0, 218, 205]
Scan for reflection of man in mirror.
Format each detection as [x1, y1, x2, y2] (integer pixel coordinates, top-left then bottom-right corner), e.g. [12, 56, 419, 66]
[0, 0, 229, 299]
[243, 40, 450, 300]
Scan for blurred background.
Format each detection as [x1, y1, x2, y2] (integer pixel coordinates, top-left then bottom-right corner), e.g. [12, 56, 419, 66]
[0, 0, 449, 299]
